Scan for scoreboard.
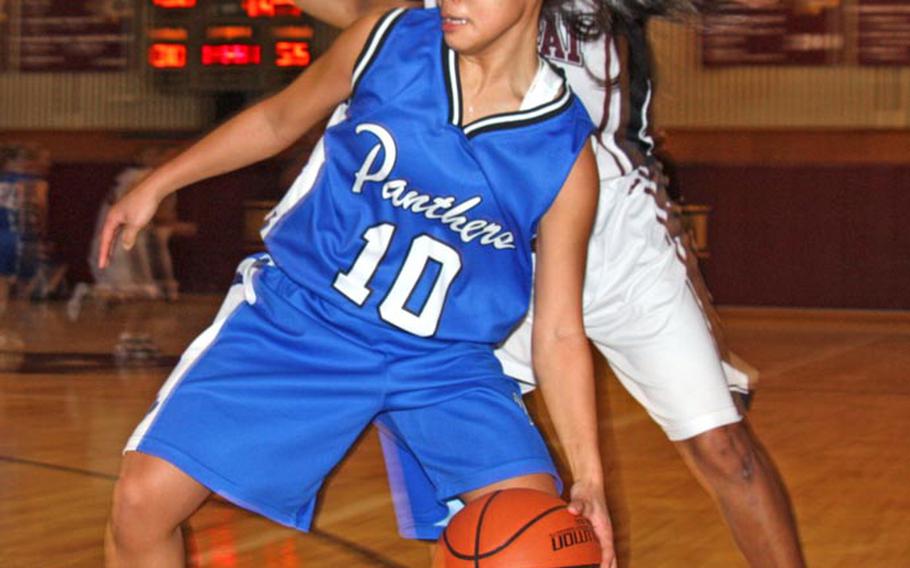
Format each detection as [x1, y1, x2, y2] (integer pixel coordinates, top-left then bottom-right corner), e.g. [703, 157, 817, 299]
[147, 0, 335, 92]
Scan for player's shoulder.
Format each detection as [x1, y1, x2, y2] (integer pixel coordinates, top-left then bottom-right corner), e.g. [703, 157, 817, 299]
[349, 6, 441, 92]
[381, 5, 439, 40]
[350, 5, 438, 64]
[545, 65, 596, 138]
[566, 89, 595, 129]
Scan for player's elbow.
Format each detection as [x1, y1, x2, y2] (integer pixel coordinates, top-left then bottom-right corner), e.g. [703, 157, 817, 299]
[532, 322, 588, 358]
[531, 326, 590, 387]
[335, 3, 364, 28]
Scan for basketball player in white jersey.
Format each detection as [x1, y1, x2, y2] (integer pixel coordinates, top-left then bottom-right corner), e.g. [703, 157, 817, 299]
[298, 1, 804, 565]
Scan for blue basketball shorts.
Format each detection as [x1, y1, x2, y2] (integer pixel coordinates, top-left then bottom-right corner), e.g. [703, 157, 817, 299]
[125, 255, 558, 531]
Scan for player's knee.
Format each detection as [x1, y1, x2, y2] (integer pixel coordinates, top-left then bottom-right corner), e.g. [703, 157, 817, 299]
[685, 423, 759, 485]
[109, 472, 170, 550]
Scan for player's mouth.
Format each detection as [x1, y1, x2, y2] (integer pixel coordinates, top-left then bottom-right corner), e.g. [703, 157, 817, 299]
[442, 15, 469, 32]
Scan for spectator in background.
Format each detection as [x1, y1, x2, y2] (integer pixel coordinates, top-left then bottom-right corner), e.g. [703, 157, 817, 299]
[0, 144, 20, 308]
[147, 188, 196, 302]
[0, 143, 62, 301]
[145, 147, 197, 301]
[87, 148, 159, 301]
[82, 145, 195, 304]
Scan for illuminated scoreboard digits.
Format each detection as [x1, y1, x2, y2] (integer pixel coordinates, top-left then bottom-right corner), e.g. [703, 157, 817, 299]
[243, 0, 301, 18]
[276, 42, 310, 67]
[147, 0, 332, 92]
[153, 0, 197, 7]
[149, 43, 188, 68]
[202, 44, 262, 65]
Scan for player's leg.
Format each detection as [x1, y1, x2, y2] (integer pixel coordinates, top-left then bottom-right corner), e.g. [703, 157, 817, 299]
[106, 453, 210, 568]
[377, 352, 564, 540]
[377, 427, 557, 563]
[662, 182, 803, 565]
[108, 256, 384, 565]
[582, 168, 803, 565]
[377, 427, 454, 540]
[380, 379, 561, 504]
[377, 426, 556, 530]
[649, 177, 760, 406]
[105, 257, 266, 565]
[590, 274, 804, 566]
[459, 474, 557, 500]
[675, 423, 805, 567]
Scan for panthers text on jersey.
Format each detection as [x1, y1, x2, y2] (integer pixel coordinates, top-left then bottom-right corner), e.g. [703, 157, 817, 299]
[262, 8, 594, 342]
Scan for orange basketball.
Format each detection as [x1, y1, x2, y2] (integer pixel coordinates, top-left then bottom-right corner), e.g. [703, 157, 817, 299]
[433, 488, 601, 568]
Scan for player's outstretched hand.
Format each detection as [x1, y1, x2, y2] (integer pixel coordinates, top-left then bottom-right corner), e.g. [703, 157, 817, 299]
[97, 184, 163, 269]
[567, 479, 617, 568]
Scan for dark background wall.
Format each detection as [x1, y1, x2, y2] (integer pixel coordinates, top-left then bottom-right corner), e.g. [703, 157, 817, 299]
[47, 161, 283, 294]
[7, 129, 910, 309]
[678, 165, 910, 309]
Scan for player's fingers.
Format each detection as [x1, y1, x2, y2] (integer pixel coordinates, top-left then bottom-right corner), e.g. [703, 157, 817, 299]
[120, 225, 140, 251]
[97, 214, 121, 269]
[600, 526, 616, 567]
[567, 498, 587, 516]
[590, 514, 614, 567]
[599, 540, 616, 568]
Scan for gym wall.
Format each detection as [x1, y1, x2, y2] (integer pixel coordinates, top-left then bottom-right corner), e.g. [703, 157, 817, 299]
[1, 18, 906, 308]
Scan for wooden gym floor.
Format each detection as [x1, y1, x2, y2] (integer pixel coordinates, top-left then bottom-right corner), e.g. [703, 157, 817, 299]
[1, 297, 908, 567]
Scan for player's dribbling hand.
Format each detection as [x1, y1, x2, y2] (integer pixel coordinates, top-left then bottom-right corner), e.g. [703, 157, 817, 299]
[567, 479, 617, 568]
[97, 184, 163, 269]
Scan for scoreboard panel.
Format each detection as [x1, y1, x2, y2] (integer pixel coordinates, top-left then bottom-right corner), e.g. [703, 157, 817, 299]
[147, 0, 334, 92]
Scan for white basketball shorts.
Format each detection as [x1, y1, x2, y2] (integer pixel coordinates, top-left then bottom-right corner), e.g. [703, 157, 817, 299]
[496, 161, 742, 441]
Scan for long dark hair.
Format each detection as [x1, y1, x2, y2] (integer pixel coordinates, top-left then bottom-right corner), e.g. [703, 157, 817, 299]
[539, 1, 724, 142]
[542, 0, 722, 41]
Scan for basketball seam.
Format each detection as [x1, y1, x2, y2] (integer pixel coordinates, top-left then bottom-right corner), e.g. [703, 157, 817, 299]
[442, 503, 569, 562]
[474, 490, 502, 567]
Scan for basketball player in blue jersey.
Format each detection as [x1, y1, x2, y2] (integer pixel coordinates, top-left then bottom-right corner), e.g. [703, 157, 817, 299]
[99, 2, 619, 567]
[299, 1, 805, 566]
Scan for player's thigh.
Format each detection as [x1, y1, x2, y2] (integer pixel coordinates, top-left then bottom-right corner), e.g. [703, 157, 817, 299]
[380, 376, 559, 504]
[460, 473, 557, 503]
[590, 284, 740, 442]
[377, 427, 453, 540]
[126, 259, 384, 529]
[376, 402, 558, 541]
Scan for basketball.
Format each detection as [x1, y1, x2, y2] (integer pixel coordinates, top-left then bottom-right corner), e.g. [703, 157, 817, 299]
[433, 488, 601, 568]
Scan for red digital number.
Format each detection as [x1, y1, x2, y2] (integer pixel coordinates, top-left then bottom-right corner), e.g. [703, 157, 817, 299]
[202, 44, 262, 66]
[152, 0, 196, 8]
[149, 44, 187, 69]
[276, 42, 311, 67]
[243, 0, 302, 18]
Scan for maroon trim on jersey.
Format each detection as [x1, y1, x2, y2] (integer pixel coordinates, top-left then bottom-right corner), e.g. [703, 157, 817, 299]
[598, 32, 614, 138]
[590, 32, 632, 177]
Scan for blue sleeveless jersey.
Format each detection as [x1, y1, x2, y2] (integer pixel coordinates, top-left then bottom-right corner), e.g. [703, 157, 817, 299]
[263, 8, 594, 342]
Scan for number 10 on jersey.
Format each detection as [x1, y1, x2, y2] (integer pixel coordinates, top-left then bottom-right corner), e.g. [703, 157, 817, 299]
[333, 223, 462, 337]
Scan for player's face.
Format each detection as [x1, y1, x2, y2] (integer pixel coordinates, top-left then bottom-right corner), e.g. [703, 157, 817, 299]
[438, 0, 540, 55]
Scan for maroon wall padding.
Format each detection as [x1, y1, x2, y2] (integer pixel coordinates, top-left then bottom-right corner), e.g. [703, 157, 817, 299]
[47, 163, 128, 285]
[46, 162, 909, 308]
[678, 165, 910, 309]
[168, 163, 283, 293]
[48, 161, 283, 293]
